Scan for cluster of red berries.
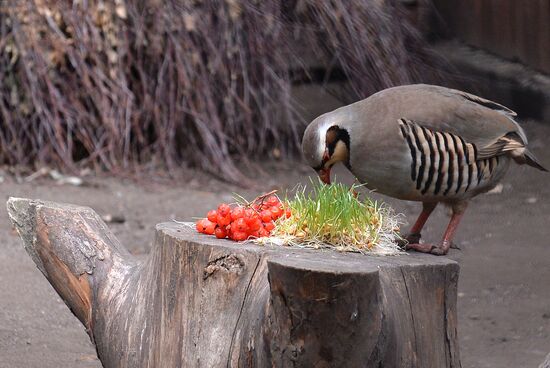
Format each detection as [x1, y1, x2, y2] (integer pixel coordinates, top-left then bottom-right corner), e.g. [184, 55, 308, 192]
[196, 195, 291, 241]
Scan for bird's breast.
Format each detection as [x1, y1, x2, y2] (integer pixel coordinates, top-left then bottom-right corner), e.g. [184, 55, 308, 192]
[348, 125, 416, 200]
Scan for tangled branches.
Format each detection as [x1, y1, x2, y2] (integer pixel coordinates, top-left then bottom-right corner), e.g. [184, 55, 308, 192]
[0, 0, 443, 182]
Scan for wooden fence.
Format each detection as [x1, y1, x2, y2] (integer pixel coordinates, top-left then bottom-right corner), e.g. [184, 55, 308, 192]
[432, 0, 550, 74]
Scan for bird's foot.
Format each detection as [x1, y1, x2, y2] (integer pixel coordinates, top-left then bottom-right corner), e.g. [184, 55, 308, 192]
[405, 240, 452, 256]
[396, 232, 422, 248]
[405, 233, 422, 244]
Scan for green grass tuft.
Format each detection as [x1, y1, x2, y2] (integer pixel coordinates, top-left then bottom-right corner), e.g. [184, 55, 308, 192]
[266, 180, 404, 254]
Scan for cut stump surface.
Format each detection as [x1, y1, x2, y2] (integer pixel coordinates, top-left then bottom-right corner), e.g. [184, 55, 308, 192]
[7, 198, 461, 368]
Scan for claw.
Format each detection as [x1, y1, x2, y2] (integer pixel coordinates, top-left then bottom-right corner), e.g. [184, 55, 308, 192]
[406, 240, 452, 256]
[405, 242, 436, 253]
[395, 232, 422, 248]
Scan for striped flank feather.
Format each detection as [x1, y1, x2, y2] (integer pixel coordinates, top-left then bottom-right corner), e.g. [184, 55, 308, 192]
[398, 118, 503, 197]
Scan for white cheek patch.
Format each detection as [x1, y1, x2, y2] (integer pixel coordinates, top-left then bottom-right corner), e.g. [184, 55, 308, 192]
[326, 140, 349, 166]
[317, 125, 327, 160]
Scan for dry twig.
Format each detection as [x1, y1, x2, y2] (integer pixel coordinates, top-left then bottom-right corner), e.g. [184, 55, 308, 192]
[0, 1, 444, 182]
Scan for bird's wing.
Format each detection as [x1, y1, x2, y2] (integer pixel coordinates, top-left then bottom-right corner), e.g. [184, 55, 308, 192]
[450, 89, 517, 117]
[474, 132, 526, 159]
[405, 86, 528, 159]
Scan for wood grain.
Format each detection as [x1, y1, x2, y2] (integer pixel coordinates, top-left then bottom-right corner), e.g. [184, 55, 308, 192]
[7, 198, 462, 368]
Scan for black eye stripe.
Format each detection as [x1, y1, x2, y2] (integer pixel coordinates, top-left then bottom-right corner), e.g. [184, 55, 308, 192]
[326, 126, 351, 165]
[328, 141, 337, 156]
[339, 128, 351, 153]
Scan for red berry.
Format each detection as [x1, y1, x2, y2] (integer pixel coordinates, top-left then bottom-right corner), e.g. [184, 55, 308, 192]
[196, 219, 207, 233]
[258, 228, 270, 237]
[249, 229, 261, 238]
[217, 214, 231, 226]
[207, 210, 218, 223]
[215, 226, 227, 239]
[248, 217, 262, 231]
[260, 210, 272, 223]
[235, 218, 249, 233]
[266, 195, 279, 206]
[217, 203, 231, 216]
[231, 206, 245, 221]
[270, 206, 283, 220]
[264, 221, 275, 231]
[244, 208, 256, 219]
[245, 211, 259, 224]
[231, 231, 248, 241]
[202, 219, 216, 235]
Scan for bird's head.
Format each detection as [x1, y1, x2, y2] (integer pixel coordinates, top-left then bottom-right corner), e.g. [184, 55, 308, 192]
[302, 115, 350, 185]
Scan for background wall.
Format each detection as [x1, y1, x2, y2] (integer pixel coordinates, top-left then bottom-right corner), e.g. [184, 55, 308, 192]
[432, 0, 550, 74]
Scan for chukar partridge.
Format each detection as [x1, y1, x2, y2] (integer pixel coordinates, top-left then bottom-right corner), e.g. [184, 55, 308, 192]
[302, 84, 547, 255]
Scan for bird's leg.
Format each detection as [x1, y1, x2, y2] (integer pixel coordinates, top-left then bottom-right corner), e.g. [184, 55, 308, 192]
[407, 201, 468, 256]
[402, 202, 437, 244]
[430, 202, 468, 255]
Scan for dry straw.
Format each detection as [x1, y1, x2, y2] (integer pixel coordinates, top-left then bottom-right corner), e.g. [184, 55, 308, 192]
[0, 1, 444, 181]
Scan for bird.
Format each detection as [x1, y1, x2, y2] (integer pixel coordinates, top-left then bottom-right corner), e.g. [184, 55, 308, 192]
[301, 84, 547, 255]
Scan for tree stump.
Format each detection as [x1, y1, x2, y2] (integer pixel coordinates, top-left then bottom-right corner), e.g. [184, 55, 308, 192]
[7, 198, 461, 368]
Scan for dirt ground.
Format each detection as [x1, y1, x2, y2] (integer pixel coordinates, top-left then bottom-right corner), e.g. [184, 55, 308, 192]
[1, 112, 549, 366]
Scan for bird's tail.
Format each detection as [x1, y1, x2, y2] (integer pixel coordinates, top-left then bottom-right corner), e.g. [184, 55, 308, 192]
[513, 149, 548, 172]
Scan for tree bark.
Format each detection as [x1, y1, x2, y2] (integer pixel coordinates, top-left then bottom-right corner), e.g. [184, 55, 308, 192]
[7, 198, 461, 368]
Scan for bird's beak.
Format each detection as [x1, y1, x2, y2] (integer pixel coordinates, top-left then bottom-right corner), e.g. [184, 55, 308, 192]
[317, 167, 331, 184]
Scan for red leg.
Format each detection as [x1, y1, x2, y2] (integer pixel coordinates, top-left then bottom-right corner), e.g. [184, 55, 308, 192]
[430, 204, 467, 255]
[404, 202, 437, 244]
[407, 201, 468, 256]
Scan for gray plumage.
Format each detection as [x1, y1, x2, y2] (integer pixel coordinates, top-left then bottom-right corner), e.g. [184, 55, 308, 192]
[302, 84, 546, 203]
